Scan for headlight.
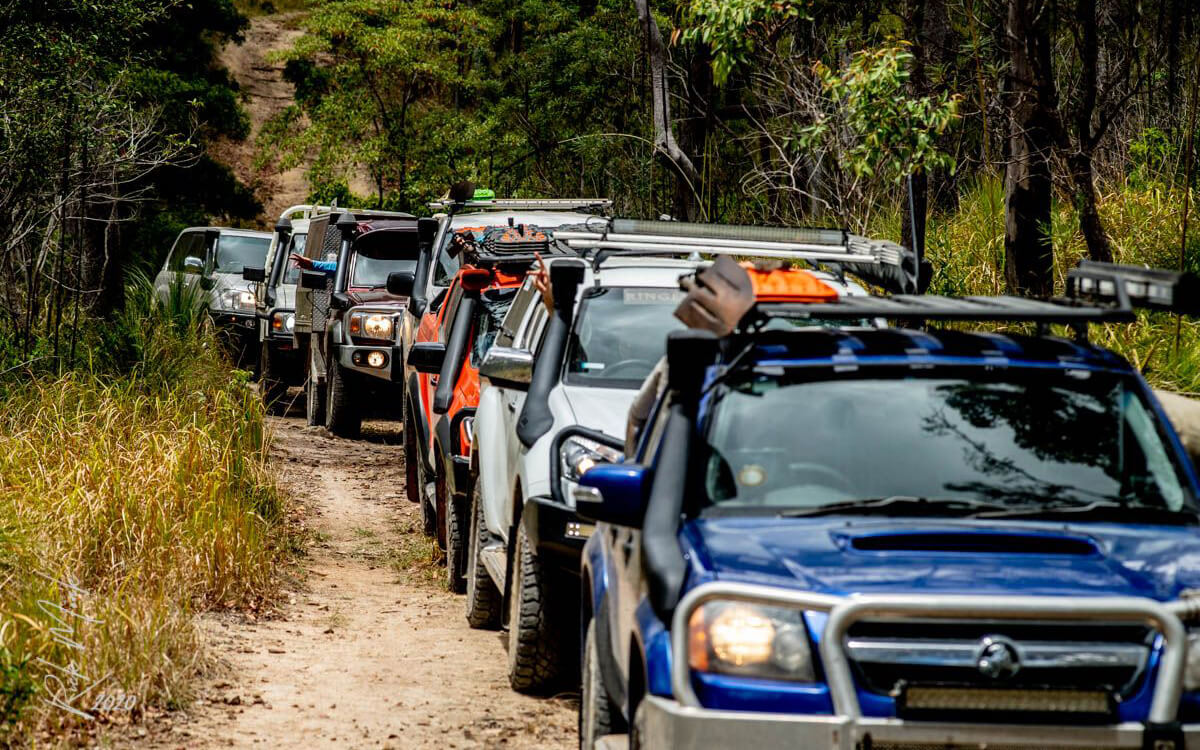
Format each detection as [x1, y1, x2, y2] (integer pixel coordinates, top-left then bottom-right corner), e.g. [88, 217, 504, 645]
[687, 601, 815, 682]
[271, 311, 295, 334]
[560, 436, 623, 484]
[349, 311, 396, 342]
[1186, 631, 1200, 690]
[222, 289, 256, 312]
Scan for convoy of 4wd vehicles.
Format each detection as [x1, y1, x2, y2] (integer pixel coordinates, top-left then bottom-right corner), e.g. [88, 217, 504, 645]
[193, 191, 1200, 749]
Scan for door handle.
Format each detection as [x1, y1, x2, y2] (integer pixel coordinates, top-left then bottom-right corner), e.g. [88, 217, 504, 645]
[506, 400, 516, 413]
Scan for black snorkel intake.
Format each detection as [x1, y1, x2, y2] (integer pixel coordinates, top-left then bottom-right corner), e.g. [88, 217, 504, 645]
[266, 216, 293, 306]
[516, 260, 586, 448]
[408, 217, 438, 317]
[642, 330, 722, 622]
[432, 289, 479, 415]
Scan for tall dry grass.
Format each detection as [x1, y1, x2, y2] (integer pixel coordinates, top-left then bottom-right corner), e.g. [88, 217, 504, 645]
[0, 275, 290, 742]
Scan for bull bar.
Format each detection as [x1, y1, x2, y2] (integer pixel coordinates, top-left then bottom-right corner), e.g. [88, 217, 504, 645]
[656, 582, 1200, 748]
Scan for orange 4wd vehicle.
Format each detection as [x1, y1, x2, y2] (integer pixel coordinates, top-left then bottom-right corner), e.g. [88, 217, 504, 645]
[403, 224, 578, 589]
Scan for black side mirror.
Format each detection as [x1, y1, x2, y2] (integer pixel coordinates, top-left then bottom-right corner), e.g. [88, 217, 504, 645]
[242, 266, 266, 282]
[408, 342, 446, 374]
[330, 292, 351, 311]
[300, 270, 328, 290]
[387, 271, 415, 297]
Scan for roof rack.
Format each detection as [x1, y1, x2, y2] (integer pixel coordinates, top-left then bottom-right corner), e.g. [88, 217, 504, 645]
[554, 219, 918, 294]
[427, 198, 613, 213]
[747, 261, 1200, 331]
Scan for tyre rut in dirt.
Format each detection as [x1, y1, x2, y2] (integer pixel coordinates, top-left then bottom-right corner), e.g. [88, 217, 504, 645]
[506, 524, 563, 693]
[445, 490, 467, 593]
[260, 341, 288, 415]
[465, 480, 500, 628]
[325, 359, 361, 438]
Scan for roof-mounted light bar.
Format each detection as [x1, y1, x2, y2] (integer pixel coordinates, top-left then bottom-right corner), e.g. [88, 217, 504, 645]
[1069, 260, 1200, 316]
[426, 198, 613, 212]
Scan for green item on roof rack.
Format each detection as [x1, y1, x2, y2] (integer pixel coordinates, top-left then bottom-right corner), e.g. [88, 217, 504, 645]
[472, 188, 496, 201]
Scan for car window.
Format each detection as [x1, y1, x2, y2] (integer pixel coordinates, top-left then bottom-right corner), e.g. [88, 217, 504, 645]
[471, 288, 518, 367]
[563, 287, 686, 388]
[282, 233, 307, 284]
[700, 371, 1193, 514]
[440, 284, 465, 339]
[496, 279, 538, 349]
[432, 226, 462, 288]
[348, 238, 419, 289]
[167, 232, 193, 272]
[214, 234, 270, 274]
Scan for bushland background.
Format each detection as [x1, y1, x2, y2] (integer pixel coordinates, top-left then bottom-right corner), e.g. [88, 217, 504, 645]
[1, 0, 1198, 743]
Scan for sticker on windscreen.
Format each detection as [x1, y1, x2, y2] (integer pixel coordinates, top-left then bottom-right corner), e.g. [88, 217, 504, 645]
[580, 362, 606, 370]
[623, 289, 685, 305]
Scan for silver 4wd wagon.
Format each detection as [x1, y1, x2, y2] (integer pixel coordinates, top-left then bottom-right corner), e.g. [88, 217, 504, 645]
[242, 205, 331, 413]
[154, 226, 272, 364]
[295, 209, 437, 437]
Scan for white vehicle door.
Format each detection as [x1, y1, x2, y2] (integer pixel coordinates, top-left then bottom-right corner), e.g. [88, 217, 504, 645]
[155, 231, 203, 307]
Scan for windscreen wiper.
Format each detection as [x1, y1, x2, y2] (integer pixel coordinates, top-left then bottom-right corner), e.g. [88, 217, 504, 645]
[778, 496, 1009, 518]
[972, 500, 1199, 525]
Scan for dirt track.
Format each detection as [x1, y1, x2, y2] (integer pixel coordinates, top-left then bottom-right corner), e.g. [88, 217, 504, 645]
[145, 412, 575, 748]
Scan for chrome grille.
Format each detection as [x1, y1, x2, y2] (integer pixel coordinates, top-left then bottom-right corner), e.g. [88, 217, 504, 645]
[845, 620, 1153, 700]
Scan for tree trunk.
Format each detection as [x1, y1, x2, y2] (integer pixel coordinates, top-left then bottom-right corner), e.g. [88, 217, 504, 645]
[633, 0, 702, 220]
[1069, 152, 1112, 262]
[1003, 0, 1055, 296]
[902, 0, 929, 259]
[1067, 0, 1112, 263]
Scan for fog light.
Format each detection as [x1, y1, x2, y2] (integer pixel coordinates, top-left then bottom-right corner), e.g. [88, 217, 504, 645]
[367, 351, 387, 368]
[565, 521, 594, 539]
[903, 687, 1110, 714]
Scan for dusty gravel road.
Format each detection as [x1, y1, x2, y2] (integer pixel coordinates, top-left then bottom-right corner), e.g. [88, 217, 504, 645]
[145, 411, 576, 748]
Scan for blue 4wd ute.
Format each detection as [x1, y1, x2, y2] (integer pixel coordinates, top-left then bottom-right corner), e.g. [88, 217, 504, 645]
[573, 261, 1200, 750]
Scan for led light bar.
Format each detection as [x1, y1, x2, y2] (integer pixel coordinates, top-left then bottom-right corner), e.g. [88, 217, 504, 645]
[903, 686, 1111, 715]
[1068, 260, 1200, 315]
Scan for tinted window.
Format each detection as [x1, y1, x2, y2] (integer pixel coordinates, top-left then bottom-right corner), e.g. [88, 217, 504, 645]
[214, 234, 270, 273]
[701, 371, 1193, 514]
[471, 288, 518, 366]
[564, 287, 686, 388]
[168, 232, 200, 272]
[349, 236, 419, 289]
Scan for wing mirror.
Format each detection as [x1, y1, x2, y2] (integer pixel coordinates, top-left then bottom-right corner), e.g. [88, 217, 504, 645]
[242, 266, 266, 282]
[460, 267, 493, 293]
[300, 270, 328, 290]
[183, 256, 204, 275]
[330, 292, 351, 311]
[572, 463, 651, 527]
[408, 342, 446, 374]
[387, 271, 416, 297]
[479, 346, 534, 390]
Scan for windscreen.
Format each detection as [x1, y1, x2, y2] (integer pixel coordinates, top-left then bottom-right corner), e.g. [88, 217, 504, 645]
[215, 235, 270, 273]
[349, 235, 420, 289]
[564, 287, 686, 388]
[701, 370, 1193, 515]
[282, 233, 307, 284]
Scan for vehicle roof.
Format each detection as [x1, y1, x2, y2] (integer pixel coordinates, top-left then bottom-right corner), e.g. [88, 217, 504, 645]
[447, 210, 600, 230]
[737, 326, 1134, 372]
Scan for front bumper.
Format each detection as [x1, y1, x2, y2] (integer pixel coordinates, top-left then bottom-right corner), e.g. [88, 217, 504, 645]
[640, 694, 1200, 749]
[525, 496, 592, 578]
[212, 311, 257, 333]
[337, 343, 399, 382]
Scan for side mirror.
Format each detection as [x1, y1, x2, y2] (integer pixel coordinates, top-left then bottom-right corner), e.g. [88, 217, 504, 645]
[387, 271, 415, 297]
[573, 464, 651, 527]
[183, 256, 204, 275]
[330, 292, 351, 311]
[460, 267, 493, 293]
[242, 266, 266, 282]
[408, 341, 446, 374]
[479, 346, 534, 390]
[300, 270, 327, 290]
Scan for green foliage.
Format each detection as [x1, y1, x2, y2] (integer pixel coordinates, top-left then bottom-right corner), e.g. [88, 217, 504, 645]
[801, 44, 960, 183]
[680, 0, 811, 86]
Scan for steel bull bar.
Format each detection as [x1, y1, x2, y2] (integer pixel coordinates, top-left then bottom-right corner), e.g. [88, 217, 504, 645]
[649, 582, 1200, 749]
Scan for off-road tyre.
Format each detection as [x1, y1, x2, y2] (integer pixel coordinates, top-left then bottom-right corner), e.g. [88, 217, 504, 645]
[305, 345, 326, 427]
[260, 341, 289, 415]
[445, 489, 467, 593]
[403, 399, 421, 504]
[325, 360, 361, 438]
[579, 618, 624, 749]
[507, 524, 563, 693]
[465, 481, 501, 628]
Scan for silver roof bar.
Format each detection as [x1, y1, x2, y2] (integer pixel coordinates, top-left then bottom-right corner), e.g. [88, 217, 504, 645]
[426, 198, 612, 212]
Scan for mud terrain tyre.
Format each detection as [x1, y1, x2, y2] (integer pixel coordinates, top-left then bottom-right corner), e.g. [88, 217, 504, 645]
[305, 343, 326, 427]
[260, 341, 288, 415]
[465, 481, 501, 628]
[507, 524, 562, 693]
[445, 489, 467, 593]
[325, 360, 361, 438]
[403, 399, 421, 504]
[580, 618, 624, 749]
